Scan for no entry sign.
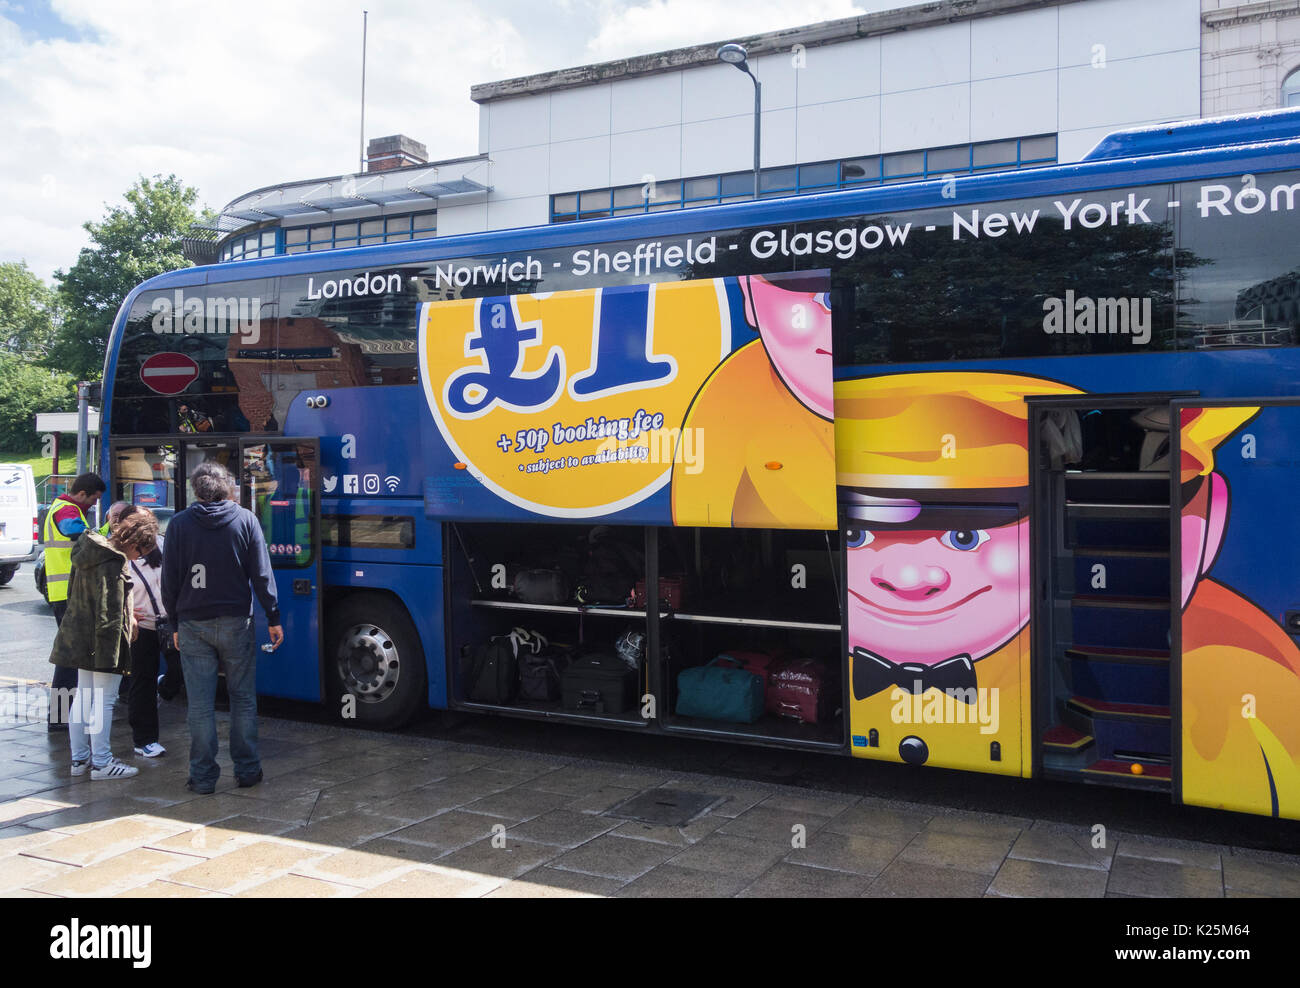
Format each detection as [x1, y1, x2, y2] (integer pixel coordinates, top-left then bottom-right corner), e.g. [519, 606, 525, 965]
[140, 352, 200, 396]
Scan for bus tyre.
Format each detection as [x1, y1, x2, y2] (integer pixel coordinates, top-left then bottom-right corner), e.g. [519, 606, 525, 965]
[327, 594, 426, 729]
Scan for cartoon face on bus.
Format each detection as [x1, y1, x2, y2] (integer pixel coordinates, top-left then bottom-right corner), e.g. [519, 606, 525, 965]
[740, 274, 834, 420]
[845, 511, 1030, 666]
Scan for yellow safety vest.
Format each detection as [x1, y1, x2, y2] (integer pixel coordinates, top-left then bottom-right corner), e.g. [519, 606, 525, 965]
[43, 496, 88, 603]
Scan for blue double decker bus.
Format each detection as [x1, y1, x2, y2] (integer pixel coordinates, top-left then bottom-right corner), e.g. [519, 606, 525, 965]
[102, 108, 1300, 821]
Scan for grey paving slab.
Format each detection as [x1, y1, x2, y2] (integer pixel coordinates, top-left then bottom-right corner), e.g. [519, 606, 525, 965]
[1114, 837, 1225, 872]
[1222, 852, 1300, 897]
[437, 837, 563, 880]
[147, 816, 298, 858]
[355, 867, 492, 897]
[821, 800, 933, 840]
[459, 787, 574, 823]
[716, 804, 833, 843]
[0, 852, 78, 893]
[923, 810, 1030, 841]
[295, 847, 426, 888]
[29, 846, 204, 897]
[865, 860, 994, 897]
[280, 811, 412, 850]
[1106, 856, 1225, 898]
[504, 809, 621, 848]
[24, 816, 190, 867]
[352, 836, 457, 867]
[758, 791, 862, 817]
[619, 862, 753, 898]
[663, 832, 788, 880]
[548, 833, 680, 882]
[23, 797, 169, 834]
[487, 866, 624, 898]
[114, 880, 228, 898]
[164, 839, 332, 894]
[1009, 824, 1115, 870]
[783, 830, 908, 876]
[610, 814, 726, 847]
[897, 829, 1017, 876]
[739, 861, 874, 898]
[237, 874, 357, 897]
[988, 857, 1110, 898]
[563, 786, 642, 815]
[386, 810, 502, 852]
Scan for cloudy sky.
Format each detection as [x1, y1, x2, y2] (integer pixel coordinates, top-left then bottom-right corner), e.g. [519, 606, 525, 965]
[0, 0, 935, 284]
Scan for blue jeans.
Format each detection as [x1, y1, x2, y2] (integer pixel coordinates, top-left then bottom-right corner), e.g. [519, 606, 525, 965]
[179, 616, 259, 788]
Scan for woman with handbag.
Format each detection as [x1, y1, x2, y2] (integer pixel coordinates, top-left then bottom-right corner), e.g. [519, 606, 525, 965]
[119, 510, 170, 758]
[49, 514, 152, 779]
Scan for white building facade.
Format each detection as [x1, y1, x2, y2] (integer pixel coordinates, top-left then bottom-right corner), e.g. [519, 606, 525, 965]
[196, 0, 1299, 265]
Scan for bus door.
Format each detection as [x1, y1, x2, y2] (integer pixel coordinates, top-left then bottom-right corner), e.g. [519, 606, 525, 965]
[1171, 399, 1300, 820]
[238, 437, 323, 702]
[1030, 398, 1179, 793]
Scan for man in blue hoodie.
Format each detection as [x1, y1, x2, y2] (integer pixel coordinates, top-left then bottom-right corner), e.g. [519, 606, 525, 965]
[162, 461, 283, 793]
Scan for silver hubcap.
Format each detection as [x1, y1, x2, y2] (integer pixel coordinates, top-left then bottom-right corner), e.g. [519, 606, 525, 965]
[337, 623, 400, 703]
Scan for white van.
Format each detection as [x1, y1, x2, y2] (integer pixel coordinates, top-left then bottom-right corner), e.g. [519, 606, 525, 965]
[0, 464, 40, 586]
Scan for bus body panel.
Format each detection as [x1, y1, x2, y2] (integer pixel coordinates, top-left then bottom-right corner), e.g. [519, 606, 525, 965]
[95, 108, 1300, 820]
[1172, 399, 1300, 820]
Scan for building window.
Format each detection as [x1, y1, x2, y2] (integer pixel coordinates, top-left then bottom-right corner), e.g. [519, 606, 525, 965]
[220, 210, 436, 262]
[549, 134, 1058, 222]
[1285, 67, 1300, 108]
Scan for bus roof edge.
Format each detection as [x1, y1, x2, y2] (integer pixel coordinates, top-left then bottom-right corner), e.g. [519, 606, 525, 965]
[1082, 108, 1300, 162]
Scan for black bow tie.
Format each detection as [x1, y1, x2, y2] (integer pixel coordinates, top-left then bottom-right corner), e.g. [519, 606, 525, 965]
[852, 648, 978, 702]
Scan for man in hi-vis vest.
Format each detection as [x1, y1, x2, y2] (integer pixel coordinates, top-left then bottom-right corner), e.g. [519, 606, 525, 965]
[44, 472, 107, 730]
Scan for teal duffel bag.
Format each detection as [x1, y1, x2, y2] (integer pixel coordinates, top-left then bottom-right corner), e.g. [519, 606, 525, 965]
[675, 655, 765, 723]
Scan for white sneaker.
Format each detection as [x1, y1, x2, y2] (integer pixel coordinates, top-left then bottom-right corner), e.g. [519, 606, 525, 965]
[134, 742, 166, 758]
[90, 759, 139, 781]
[70, 760, 89, 777]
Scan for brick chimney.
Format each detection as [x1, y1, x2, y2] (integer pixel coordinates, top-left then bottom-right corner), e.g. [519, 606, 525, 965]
[365, 134, 429, 172]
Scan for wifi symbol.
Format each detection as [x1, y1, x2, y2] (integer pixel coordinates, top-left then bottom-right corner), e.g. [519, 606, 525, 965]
[383, 475, 400, 492]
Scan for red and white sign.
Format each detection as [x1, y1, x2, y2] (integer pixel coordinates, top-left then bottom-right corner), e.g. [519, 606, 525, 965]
[140, 352, 199, 395]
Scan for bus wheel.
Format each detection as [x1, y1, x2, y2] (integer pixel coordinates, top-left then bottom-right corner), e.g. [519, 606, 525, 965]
[326, 594, 426, 729]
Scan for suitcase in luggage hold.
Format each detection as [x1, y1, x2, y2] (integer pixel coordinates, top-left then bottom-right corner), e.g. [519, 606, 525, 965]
[517, 644, 569, 702]
[463, 628, 542, 705]
[633, 575, 686, 610]
[675, 655, 765, 724]
[512, 568, 570, 605]
[718, 650, 775, 689]
[767, 657, 830, 724]
[561, 650, 638, 714]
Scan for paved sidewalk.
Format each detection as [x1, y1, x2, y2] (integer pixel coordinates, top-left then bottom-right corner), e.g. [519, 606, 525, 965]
[2, 692, 1299, 897]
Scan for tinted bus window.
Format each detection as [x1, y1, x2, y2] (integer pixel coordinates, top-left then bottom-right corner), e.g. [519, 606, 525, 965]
[321, 514, 415, 550]
[829, 184, 1178, 365]
[1175, 170, 1300, 348]
[113, 278, 277, 434]
[276, 266, 425, 387]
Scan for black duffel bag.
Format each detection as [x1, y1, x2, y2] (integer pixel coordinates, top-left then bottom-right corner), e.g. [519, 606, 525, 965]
[513, 568, 570, 604]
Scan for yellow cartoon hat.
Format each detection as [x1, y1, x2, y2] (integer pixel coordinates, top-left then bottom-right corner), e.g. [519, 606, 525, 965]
[834, 371, 1082, 491]
[1179, 406, 1258, 486]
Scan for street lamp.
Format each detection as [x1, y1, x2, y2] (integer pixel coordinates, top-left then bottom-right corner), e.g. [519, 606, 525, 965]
[717, 43, 761, 199]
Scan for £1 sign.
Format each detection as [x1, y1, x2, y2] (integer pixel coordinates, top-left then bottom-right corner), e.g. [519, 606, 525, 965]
[419, 279, 731, 518]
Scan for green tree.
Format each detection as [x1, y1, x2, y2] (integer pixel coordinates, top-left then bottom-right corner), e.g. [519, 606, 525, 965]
[0, 354, 76, 452]
[51, 175, 201, 379]
[0, 260, 59, 358]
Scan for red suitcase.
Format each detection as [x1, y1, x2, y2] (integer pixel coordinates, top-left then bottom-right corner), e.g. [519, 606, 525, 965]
[633, 575, 685, 610]
[767, 657, 829, 724]
[718, 651, 774, 689]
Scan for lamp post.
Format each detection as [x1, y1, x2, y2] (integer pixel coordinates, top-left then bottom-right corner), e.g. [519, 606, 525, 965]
[717, 43, 761, 199]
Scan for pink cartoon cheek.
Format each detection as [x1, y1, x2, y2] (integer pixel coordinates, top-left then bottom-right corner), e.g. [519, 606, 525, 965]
[1180, 511, 1206, 608]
